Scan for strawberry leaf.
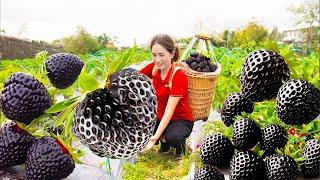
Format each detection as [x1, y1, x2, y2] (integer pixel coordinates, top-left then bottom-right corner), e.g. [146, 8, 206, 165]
[78, 65, 99, 92]
[46, 96, 80, 113]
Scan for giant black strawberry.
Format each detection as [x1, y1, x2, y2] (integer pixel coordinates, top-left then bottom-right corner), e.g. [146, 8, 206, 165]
[301, 139, 320, 178]
[261, 124, 288, 155]
[230, 150, 265, 180]
[240, 50, 290, 102]
[200, 133, 234, 167]
[25, 137, 75, 180]
[0, 73, 51, 124]
[72, 68, 157, 159]
[45, 53, 84, 89]
[0, 122, 34, 168]
[276, 79, 320, 125]
[265, 154, 298, 180]
[194, 164, 225, 180]
[221, 92, 254, 127]
[232, 118, 261, 150]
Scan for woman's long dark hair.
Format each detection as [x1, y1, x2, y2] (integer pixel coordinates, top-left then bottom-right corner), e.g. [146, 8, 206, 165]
[150, 34, 179, 62]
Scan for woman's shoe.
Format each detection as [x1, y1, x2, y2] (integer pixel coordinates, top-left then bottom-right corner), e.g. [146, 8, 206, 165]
[158, 142, 170, 154]
[175, 143, 186, 160]
[174, 153, 183, 160]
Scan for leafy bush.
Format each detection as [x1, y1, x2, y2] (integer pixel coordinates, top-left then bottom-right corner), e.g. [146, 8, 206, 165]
[52, 26, 101, 55]
[229, 22, 269, 49]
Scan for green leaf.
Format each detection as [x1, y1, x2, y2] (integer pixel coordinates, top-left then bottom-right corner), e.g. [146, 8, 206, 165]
[290, 137, 297, 144]
[46, 96, 80, 113]
[240, 112, 249, 118]
[314, 120, 320, 130]
[108, 46, 137, 75]
[291, 150, 299, 158]
[284, 145, 291, 155]
[224, 126, 233, 139]
[295, 157, 305, 163]
[304, 122, 315, 132]
[257, 150, 265, 157]
[31, 131, 45, 137]
[64, 108, 75, 138]
[53, 100, 79, 128]
[35, 50, 48, 62]
[78, 66, 99, 92]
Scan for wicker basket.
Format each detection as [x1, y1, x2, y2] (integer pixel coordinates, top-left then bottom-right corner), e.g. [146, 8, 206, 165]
[176, 62, 221, 121]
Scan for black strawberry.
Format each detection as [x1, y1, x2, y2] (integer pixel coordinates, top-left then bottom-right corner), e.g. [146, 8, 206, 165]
[301, 139, 320, 178]
[45, 53, 84, 89]
[261, 124, 288, 155]
[200, 133, 234, 167]
[276, 79, 320, 125]
[221, 92, 254, 126]
[0, 73, 51, 124]
[230, 150, 265, 180]
[265, 154, 298, 180]
[0, 122, 34, 168]
[25, 137, 75, 180]
[194, 164, 225, 180]
[72, 68, 157, 159]
[240, 49, 290, 102]
[232, 118, 261, 150]
[185, 52, 217, 72]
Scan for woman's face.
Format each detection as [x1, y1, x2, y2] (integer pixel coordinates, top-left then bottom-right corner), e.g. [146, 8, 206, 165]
[151, 43, 174, 71]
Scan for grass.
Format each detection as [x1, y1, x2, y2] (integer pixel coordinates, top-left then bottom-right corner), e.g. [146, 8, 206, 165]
[122, 145, 202, 180]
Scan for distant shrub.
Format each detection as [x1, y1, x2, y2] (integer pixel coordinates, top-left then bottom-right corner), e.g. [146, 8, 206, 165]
[52, 26, 101, 55]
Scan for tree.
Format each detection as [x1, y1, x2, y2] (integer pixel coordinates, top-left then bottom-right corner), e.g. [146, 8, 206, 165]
[290, 0, 320, 27]
[290, 0, 320, 51]
[97, 33, 111, 47]
[58, 26, 101, 54]
[220, 30, 235, 48]
[97, 33, 117, 48]
[229, 22, 269, 49]
[269, 27, 281, 41]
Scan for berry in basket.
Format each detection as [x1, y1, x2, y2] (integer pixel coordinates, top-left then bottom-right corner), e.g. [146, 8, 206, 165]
[182, 52, 217, 73]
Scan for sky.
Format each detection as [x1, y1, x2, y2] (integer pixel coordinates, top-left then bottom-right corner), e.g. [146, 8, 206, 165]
[0, 0, 304, 46]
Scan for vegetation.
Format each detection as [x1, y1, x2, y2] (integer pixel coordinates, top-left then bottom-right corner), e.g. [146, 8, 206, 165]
[0, 2, 319, 176]
[51, 26, 118, 55]
[290, 0, 320, 51]
[122, 148, 200, 180]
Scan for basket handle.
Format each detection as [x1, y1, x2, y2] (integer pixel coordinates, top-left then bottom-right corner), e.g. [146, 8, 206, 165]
[195, 33, 210, 40]
[180, 34, 218, 64]
[180, 36, 198, 61]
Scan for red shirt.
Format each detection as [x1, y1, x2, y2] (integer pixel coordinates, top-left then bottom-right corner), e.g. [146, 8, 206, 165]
[140, 62, 193, 121]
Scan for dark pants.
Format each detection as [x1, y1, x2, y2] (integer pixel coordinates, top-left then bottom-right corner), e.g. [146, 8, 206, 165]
[154, 119, 194, 153]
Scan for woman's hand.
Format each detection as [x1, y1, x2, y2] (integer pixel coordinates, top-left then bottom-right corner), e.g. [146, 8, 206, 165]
[141, 136, 158, 152]
[141, 97, 180, 153]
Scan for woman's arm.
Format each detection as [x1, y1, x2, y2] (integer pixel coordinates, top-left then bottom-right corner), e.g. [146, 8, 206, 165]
[141, 96, 180, 152]
[153, 96, 181, 140]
